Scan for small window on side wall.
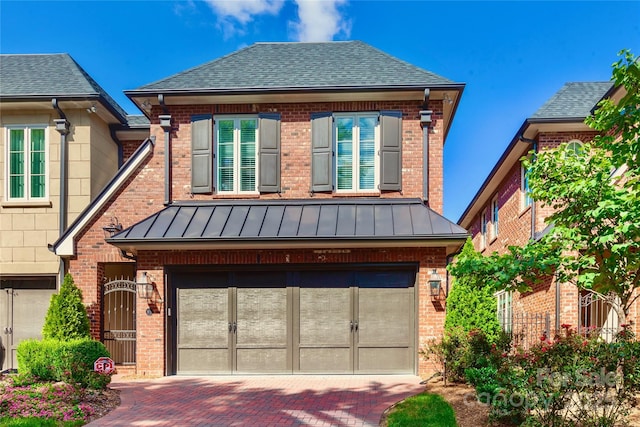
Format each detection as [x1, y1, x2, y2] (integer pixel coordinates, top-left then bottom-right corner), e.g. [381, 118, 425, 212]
[565, 139, 583, 156]
[480, 210, 488, 250]
[521, 162, 532, 209]
[496, 290, 513, 333]
[491, 198, 499, 239]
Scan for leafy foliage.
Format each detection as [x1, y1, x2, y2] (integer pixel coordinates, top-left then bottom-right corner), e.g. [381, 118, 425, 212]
[484, 326, 640, 426]
[445, 239, 502, 342]
[16, 339, 111, 389]
[42, 274, 90, 341]
[450, 50, 640, 322]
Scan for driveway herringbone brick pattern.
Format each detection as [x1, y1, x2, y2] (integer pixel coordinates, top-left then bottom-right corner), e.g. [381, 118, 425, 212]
[88, 375, 424, 426]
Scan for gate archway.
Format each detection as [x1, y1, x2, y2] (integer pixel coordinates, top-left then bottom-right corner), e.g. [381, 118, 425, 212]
[103, 279, 137, 365]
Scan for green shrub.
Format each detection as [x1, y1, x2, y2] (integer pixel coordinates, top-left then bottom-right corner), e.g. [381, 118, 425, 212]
[484, 325, 640, 426]
[17, 339, 111, 389]
[445, 239, 502, 343]
[42, 274, 90, 341]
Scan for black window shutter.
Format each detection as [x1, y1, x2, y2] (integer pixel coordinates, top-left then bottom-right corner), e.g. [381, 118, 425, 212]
[379, 110, 402, 191]
[311, 112, 333, 192]
[258, 113, 281, 193]
[191, 114, 213, 194]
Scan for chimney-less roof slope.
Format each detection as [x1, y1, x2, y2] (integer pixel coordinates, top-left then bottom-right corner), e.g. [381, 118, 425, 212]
[530, 82, 613, 120]
[0, 53, 128, 121]
[136, 41, 455, 91]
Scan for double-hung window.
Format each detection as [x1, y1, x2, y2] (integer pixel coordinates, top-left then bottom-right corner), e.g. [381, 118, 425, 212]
[335, 113, 379, 192]
[6, 126, 47, 201]
[491, 198, 499, 239]
[521, 162, 532, 209]
[496, 290, 513, 333]
[190, 113, 280, 195]
[480, 210, 488, 250]
[310, 110, 402, 193]
[216, 117, 258, 194]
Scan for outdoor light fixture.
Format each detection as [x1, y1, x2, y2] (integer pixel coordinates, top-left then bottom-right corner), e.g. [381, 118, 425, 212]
[429, 269, 442, 298]
[102, 217, 122, 239]
[135, 271, 154, 300]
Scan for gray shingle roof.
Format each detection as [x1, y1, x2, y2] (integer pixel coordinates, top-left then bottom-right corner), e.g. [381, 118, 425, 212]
[530, 82, 613, 119]
[125, 115, 150, 127]
[107, 199, 467, 247]
[134, 41, 455, 92]
[0, 53, 128, 121]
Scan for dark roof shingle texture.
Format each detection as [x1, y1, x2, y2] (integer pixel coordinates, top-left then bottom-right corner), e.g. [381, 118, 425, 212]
[0, 53, 127, 120]
[136, 41, 455, 92]
[108, 199, 467, 244]
[530, 82, 613, 119]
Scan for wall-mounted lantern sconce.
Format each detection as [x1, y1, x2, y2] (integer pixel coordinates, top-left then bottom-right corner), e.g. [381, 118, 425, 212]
[135, 271, 163, 306]
[429, 269, 442, 299]
[102, 217, 122, 239]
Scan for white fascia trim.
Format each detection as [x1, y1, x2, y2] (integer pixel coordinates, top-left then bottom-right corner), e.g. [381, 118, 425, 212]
[54, 141, 153, 256]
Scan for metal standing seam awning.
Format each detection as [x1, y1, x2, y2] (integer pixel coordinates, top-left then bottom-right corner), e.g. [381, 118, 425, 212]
[106, 198, 469, 254]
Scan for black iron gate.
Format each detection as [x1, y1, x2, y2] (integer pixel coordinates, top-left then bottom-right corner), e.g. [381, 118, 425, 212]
[103, 279, 137, 365]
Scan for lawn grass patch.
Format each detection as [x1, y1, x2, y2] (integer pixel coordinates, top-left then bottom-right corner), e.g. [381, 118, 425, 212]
[0, 417, 83, 427]
[386, 392, 457, 427]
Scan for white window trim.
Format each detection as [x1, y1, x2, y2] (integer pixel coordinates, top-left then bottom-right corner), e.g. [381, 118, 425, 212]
[480, 209, 488, 250]
[491, 198, 499, 239]
[214, 115, 259, 195]
[4, 124, 49, 202]
[334, 112, 380, 193]
[495, 290, 513, 333]
[565, 139, 583, 156]
[521, 162, 532, 210]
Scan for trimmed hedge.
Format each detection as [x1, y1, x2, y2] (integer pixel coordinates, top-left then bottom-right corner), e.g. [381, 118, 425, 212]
[16, 339, 111, 389]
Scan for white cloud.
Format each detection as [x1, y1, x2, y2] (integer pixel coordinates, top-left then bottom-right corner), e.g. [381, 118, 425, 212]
[204, 0, 285, 37]
[291, 0, 350, 42]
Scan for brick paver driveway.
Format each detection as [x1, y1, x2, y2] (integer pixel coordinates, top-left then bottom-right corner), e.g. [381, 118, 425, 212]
[88, 375, 424, 426]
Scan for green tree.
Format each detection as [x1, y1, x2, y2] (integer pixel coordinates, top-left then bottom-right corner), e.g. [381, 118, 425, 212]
[42, 273, 91, 340]
[445, 239, 501, 342]
[452, 50, 640, 324]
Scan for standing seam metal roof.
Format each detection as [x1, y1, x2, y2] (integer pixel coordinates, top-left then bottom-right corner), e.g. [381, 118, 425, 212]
[107, 199, 468, 244]
[133, 41, 456, 92]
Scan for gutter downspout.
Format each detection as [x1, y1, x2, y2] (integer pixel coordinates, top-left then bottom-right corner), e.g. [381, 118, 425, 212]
[109, 125, 124, 167]
[518, 135, 538, 240]
[420, 89, 432, 204]
[52, 99, 70, 285]
[158, 94, 172, 206]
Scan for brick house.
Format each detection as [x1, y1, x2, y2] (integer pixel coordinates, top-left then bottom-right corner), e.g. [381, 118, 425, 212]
[457, 81, 637, 344]
[0, 54, 148, 370]
[52, 41, 468, 376]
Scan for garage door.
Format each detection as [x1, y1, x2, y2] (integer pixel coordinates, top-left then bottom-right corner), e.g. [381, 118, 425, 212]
[172, 267, 415, 375]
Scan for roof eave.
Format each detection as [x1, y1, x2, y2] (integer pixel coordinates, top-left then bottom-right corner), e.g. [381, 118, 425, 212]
[0, 93, 128, 124]
[106, 234, 469, 253]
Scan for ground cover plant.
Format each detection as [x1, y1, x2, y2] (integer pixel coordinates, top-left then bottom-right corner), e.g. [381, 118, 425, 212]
[385, 391, 458, 427]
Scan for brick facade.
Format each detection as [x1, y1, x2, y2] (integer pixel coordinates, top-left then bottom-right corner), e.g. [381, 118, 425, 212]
[68, 98, 454, 377]
[467, 130, 637, 337]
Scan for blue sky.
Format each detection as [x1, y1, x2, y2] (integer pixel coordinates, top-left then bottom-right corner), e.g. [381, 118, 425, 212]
[1, 1, 639, 221]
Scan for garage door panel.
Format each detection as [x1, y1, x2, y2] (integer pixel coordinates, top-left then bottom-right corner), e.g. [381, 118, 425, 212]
[236, 348, 288, 372]
[299, 288, 351, 345]
[357, 347, 413, 373]
[358, 288, 413, 346]
[236, 288, 287, 346]
[178, 348, 229, 374]
[299, 348, 352, 372]
[178, 288, 229, 346]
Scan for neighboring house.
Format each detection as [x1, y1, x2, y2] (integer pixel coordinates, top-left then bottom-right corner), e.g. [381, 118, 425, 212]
[457, 81, 636, 345]
[0, 54, 149, 370]
[52, 41, 468, 376]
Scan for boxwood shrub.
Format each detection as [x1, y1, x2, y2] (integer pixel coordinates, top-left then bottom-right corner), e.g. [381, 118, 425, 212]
[16, 339, 112, 389]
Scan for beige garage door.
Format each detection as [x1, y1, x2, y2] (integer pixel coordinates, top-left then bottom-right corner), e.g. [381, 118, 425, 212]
[173, 268, 415, 375]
